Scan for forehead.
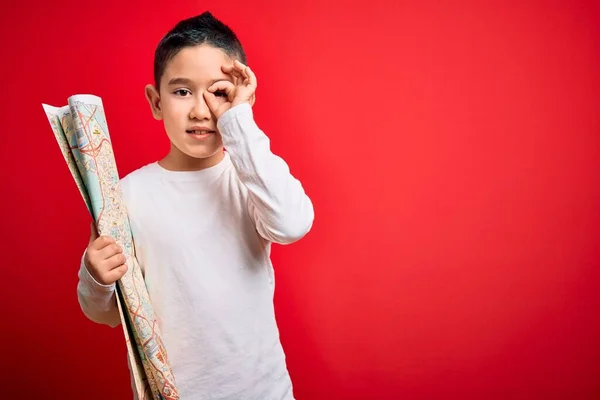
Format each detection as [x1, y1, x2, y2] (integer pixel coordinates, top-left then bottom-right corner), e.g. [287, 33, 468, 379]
[162, 45, 232, 84]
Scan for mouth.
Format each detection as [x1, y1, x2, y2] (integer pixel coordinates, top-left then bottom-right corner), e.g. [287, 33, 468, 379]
[186, 129, 216, 140]
[186, 129, 215, 134]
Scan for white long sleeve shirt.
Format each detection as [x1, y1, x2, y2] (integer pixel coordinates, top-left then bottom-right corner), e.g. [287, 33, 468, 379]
[76, 103, 314, 400]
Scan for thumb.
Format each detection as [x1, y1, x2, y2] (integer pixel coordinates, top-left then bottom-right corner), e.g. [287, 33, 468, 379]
[203, 91, 219, 115]
[89, 221, 99, 244]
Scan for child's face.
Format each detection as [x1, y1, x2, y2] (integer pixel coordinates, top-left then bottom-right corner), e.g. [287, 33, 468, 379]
[146, 45, 235, 161]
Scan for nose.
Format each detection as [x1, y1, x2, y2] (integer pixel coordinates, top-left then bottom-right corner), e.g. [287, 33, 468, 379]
[189, 92, 211, 120]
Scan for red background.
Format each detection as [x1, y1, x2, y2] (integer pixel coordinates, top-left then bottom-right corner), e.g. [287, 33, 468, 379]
[1, 1, 599, 398]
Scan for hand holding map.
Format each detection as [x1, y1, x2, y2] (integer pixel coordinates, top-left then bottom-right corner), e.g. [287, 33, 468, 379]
[42, 94, 179, 400]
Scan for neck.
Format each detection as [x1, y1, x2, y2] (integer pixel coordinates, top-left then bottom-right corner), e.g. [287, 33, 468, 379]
[158, 145, 225, 171]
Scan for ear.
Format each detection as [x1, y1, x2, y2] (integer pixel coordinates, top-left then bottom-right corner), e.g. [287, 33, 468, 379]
[145, 84, 163, 120]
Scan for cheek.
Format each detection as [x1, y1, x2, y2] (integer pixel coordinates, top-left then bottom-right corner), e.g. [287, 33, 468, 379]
[162, 99, 188, 123]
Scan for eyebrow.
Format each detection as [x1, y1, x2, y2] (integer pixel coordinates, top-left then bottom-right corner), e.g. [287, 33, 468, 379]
[167, 77, 194, 86]
[167, 77, 231, 86]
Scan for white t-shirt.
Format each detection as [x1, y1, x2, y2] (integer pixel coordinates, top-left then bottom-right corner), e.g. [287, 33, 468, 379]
[76, 103, 314, 400]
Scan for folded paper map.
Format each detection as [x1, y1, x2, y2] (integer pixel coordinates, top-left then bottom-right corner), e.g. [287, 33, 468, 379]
[42, 94, 179, 400]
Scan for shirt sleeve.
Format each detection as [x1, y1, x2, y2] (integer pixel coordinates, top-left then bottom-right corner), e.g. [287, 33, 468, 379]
[217, 103, 315, 245]
[76, 249, 121, 328]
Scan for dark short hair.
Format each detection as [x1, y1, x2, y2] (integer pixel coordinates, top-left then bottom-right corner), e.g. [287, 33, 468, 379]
[153, 11, 247, 89]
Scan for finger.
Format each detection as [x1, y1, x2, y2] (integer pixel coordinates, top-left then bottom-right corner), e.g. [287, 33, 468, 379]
[221, 64, 243, 80]
[231, 61, 256, 89]
[105, 263, 128, 283]
[207, 80, 235, 94]
[104, 252, 127, 270]
[222, 63, 240, 75]
[92, 235, 116, 251]
[207, 81, 237, 103]
[203, 90, 219, 114]
[244, 65, 257, 87]
[224, 62, 251, 84]
[98, 242, 123, 260]
[229, 70, 245, 84]
[233, 60, 249, 80]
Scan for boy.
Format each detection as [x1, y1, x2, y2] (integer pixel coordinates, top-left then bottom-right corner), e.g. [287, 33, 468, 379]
[76, 11, 314, 400]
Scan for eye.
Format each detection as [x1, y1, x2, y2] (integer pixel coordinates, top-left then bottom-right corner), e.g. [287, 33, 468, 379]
[173, 89, 191, 97]
[214, 90, 228, 98]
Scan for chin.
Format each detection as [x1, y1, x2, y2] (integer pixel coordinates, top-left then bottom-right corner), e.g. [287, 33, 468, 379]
[188, 149, 223, 159]
[177, 134, 222, 157]
[181, 143, 224, 159]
